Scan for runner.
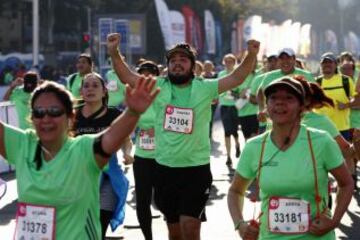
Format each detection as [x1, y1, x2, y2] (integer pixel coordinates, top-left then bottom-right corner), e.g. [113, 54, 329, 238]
[315, 52, 357, 141]
[194, 60, 204, 79]
[1, 78, 158, 239]
[228, 77, 353, 240]
[236, 59, 260, 141]
[73, 72, 133, 239]
[105, 59, 127, 111]
[133, 60, 159, 240]
[107, 32, 259, 240]
[257, 48, 315, 133]
[66, 53, 93, 100]
[218, 54, 242, 165]
[203, 60, 218, 140]
[3, 71, 39, 129]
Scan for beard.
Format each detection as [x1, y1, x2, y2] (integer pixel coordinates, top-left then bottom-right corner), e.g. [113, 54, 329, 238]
[24, 84, 37, 93]
[168, 71, 194, 85]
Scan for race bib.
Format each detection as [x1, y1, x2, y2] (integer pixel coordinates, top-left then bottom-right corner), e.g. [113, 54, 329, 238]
[224, 91, 235, 100]
[163, 105, 193, 134]
[268, 197, 310, 234]
[14, 202, 56, 240]
[106, 80, 118, 92]
[139, 130, 155, 150]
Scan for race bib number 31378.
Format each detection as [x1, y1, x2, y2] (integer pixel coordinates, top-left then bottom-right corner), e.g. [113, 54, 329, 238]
[163, 105, 193, 134]
[14, 202, 56, 240]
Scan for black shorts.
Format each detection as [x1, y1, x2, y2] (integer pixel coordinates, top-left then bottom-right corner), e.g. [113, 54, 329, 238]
[238, 114, 259, 139]
[154, 162, 212, 223]
[220, 106, 239, 137]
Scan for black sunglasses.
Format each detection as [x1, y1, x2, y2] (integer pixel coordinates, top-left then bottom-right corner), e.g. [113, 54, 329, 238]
[32, 107, 65, 119]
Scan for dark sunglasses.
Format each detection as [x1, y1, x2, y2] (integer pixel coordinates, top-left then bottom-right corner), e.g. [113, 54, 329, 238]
[32, 107, 65, 119]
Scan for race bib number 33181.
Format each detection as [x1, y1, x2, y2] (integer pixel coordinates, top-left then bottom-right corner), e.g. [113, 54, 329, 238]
[163, 105, 193, 134]
[268, 196, 310, 234]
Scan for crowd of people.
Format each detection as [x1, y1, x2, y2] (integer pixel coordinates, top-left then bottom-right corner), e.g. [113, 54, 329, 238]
[0, 31, 360, 240]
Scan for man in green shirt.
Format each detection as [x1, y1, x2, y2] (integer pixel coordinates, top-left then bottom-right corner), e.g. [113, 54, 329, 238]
[107, 33, 259, 240]
[3, 71, 39, 129]
[257, 48, 315, 132]
[66, 53, 93, 100]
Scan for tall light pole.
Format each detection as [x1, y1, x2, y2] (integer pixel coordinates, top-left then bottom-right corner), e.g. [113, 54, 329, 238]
[32, 0, 39, 66]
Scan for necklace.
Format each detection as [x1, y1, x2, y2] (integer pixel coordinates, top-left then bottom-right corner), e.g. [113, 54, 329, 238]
[40, 145, 54, 159]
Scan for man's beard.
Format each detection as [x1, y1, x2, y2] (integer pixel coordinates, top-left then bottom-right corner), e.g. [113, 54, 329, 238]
[168, 71, 193, 85]
[24, 84, 36, 93]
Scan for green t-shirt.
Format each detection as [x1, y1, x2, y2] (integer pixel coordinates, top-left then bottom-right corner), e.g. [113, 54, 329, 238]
[4, 72, 14, 84]
[218, 70, 237, 106]
[9, 87, 31, 129]
[66, 73, 83, 100]
[237, 72, 259, 117]
[259, 68, 316, 92]
[4, 124, 102, 239]
[236, 125, 342, 240]
[105, 70, 126, 107]
[154, 77, 218, 167]
[350, 76, 360, 128]
[134, 104, 156, 159]
[302, 112, 340, 138]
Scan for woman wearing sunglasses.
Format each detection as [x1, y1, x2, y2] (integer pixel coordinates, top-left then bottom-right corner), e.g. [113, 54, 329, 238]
[1, 78, 159, 240]
[73, 72, 133, 239]
[228, 77, 353, 240]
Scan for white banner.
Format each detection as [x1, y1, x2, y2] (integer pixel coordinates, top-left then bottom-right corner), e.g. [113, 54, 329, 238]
[204, 10, 216, 54]
[154, 0, 173, 49]
[243, 15, 262, 41]
[345, 31, 360, 55]
[325, 29, 339, 53]
[170, 11, 186, 45]
[299, 24, 312, 57]
[279, 19, 292, 49]
[290, 22, 301, 54]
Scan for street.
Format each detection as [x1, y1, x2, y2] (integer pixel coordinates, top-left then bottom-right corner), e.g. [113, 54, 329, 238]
[1, 120, 360, 239]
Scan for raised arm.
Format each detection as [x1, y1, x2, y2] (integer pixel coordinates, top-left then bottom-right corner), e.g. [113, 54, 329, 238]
[218, 40, 260, 94]
[95, 77, 160, 168]
[107, 33, 142, 88]
[3, 78, 23, 101]
[228, 173, 259, 239]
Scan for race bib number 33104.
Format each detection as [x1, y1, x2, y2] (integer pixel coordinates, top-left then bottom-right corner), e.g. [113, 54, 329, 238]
[163, 105, 193, 134]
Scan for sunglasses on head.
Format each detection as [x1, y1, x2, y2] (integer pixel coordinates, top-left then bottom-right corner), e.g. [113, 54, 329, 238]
[32, 107, 65, 119]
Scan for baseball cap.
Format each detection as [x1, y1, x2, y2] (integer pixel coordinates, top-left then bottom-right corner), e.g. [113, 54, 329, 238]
[137, 61, 160, 76]
[267, 53, 278, 59]
[278, 48, 296, 57]
[320, 52, 337, 63]
[166, 43, 197, 64]
[264, 77, 305, 104]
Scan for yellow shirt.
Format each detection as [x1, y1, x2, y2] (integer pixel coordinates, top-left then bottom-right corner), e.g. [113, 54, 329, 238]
[316, 74, 355, 131]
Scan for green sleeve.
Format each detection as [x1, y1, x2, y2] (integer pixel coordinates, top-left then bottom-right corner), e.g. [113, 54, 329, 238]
[236, 141, 260, 180]
[320, 134, 344, 170]
[349, 77, 356, 97]
[305, 71, 316, 82]
[78, 135, 101, 174]
[322, 116, 341, 138]
[9, 88, 21, 102]
[204, 78, 219, 100]
[4, 124, 27, 165]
